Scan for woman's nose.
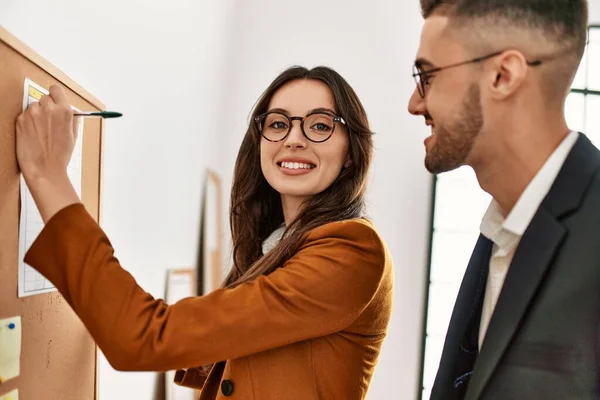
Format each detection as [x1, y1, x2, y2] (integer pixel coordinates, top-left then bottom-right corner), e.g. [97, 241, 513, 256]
[284, 121, 307, 149]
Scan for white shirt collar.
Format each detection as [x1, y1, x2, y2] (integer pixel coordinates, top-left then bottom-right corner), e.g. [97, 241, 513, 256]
[261, 224, 286, 255]
[480, 131, 579, 254]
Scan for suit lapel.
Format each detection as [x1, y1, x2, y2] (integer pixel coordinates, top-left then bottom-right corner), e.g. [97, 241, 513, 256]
[198, 361, 226, 400]
[465, 133, 600, 400]
[465, 210, 565, 400]
[430, 235, 492, 400]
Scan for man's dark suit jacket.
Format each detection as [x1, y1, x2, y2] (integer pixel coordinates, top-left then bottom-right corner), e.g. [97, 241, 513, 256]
[430, 133, 600, 400]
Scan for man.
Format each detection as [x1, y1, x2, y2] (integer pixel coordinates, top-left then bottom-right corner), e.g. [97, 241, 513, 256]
[408, 0, 598, 399]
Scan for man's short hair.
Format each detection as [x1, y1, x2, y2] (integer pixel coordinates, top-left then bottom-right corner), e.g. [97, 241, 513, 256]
[420, 0, 588, 58]
[420, 0, 589, 101]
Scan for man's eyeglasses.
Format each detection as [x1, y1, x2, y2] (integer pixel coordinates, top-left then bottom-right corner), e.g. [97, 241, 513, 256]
[412, 50, 543, 98]
[254, 110, 346, 143]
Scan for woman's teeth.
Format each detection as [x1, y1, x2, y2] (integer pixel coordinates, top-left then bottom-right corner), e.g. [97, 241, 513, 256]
[280, 162, 315, 170]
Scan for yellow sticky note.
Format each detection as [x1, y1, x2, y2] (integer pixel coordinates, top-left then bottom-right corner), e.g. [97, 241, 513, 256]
[27, 84, 44, 101]
[0, 389, 18, 400]
[0, 317, 21, 383]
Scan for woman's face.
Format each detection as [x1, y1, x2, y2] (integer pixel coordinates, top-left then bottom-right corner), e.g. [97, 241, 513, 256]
[259, 79, 351, 209]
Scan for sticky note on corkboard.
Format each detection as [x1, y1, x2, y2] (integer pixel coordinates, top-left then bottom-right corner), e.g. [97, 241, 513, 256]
[0, 316, 21, 383]
[0, 389, 19, 400]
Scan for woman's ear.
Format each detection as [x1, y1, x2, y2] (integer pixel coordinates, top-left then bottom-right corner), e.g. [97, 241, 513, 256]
[344, 157, 352, 168]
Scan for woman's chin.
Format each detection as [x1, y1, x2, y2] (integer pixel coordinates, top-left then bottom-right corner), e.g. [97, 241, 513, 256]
[273, 185, 317, 199]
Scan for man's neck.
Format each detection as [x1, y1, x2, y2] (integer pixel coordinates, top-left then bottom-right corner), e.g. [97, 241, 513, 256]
[472, 125, 570, 214]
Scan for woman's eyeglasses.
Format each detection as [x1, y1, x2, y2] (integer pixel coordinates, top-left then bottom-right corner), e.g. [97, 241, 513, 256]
[254, 111, 346, 143]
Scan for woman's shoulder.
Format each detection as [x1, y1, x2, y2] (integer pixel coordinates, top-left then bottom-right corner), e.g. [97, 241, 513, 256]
[298, 218, 392, 280]
[303, 218, 385, 250]
[307, 217, 379, 233]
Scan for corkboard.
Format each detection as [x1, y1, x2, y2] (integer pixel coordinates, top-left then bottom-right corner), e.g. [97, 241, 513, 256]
[0, 25, 103, 400]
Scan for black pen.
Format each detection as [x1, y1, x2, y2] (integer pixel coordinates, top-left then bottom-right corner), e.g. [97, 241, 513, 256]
[73, 111, 123, 118]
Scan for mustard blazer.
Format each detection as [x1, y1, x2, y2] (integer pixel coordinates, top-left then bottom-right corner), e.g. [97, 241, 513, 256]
[25, 204, 394, 399]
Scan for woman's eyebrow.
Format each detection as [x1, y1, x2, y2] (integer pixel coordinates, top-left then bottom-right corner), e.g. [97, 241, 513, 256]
[267, 107, 289, 114]
[267, 107, 338, 115]
[308, 107, 337, 114]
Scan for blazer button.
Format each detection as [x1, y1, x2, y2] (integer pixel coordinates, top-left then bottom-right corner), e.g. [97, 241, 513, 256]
[221, 379, 234, 396]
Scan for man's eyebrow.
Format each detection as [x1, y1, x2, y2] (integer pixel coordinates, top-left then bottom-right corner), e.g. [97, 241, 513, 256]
[415, 57, 435, 70]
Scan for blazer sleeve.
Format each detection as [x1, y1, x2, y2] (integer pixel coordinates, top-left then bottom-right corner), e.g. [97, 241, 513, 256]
[24, 203, 387, 372]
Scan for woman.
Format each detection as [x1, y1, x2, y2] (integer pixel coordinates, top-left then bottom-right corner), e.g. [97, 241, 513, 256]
[16, 65, 393, 399]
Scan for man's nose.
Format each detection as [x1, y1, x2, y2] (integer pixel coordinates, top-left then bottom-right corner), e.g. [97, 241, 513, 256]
[408, 86, 426, 116]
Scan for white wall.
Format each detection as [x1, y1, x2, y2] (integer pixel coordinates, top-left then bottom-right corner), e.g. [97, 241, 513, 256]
[216, 1, 432, 399]
[591, 0, 600, 24]
[1, 0, 432, 399]
[1, 0, 234, 399]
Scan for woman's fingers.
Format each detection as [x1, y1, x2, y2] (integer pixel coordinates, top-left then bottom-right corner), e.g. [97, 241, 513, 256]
[15, 85, 77, 181]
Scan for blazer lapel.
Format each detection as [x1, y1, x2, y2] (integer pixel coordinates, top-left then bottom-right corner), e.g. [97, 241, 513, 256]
[465, 133, 600, 400]
[430, 235, 492, 400]
[464, 210, 565, 400]
[198, 361, 226, 400]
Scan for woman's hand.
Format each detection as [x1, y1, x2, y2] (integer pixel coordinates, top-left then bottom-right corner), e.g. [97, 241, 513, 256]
[16, 85, 81, 222]
[16, 85, 78, 180]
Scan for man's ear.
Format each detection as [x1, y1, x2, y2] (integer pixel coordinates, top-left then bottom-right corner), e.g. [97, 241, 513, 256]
[488, 50, 528, 100]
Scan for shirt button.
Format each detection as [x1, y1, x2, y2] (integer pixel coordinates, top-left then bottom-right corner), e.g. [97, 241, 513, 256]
[221, 379, 234, 396]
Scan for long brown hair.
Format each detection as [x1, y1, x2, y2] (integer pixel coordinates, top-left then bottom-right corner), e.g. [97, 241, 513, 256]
[224, 65, 374, 289]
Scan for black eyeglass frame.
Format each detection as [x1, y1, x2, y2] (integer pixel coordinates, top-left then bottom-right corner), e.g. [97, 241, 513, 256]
[412, 50, 543, 98]
[254, 110, 347, 143]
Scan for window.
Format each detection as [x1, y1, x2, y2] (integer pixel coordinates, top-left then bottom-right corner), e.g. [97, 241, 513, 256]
[419, 26, 600, 400]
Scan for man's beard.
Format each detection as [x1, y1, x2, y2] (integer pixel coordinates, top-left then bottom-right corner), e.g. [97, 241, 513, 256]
[425, 83, 484, 174]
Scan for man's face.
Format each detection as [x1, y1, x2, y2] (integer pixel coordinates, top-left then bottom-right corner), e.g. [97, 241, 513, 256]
[408, 15, 485, 174]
